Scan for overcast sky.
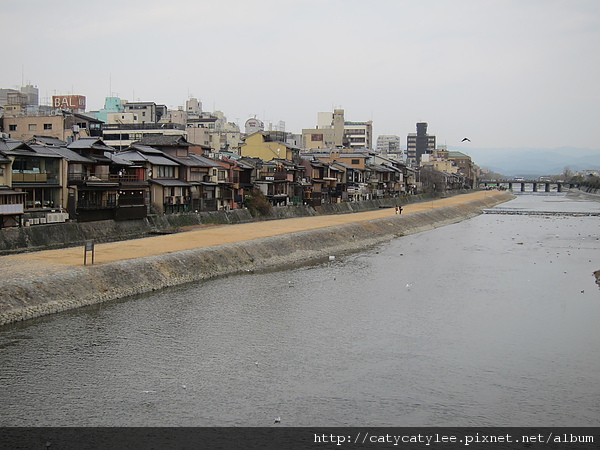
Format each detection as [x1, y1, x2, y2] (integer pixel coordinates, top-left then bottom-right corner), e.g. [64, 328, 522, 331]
[2, 0, 599, 150]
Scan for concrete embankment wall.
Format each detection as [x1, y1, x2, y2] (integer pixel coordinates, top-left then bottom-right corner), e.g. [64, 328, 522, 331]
[0, 192, 512, 326]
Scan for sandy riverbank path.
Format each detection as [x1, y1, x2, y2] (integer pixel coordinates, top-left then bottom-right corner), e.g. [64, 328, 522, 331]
[1, 191, 505, 279]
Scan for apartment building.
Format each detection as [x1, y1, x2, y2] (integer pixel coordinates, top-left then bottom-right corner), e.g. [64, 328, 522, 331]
[376, 135, 401, 154]
[302, 109, 372, 151]
[2, 110, 103, 143]
[302, 109, 345, 149]
[240, 131, 301, 163]
[344, 120, 373, 151]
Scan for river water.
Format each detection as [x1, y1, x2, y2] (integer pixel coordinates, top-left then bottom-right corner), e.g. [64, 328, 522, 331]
[0, 192, 598, 427]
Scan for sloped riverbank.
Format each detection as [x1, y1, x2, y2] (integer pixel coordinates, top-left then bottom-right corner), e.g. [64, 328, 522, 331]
[0, 192, 513, 326]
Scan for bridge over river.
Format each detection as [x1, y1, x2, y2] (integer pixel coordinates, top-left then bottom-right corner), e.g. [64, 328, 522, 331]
[479, 179, 579, 192]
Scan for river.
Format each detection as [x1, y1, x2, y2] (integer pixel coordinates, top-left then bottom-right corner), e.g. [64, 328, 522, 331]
[0, 192, 598, 427]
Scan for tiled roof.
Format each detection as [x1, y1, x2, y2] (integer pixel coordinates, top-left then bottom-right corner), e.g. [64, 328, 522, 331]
[150, 178, 191, 187]
[117, 149, 178, 166]
[30, 135, 68, 147]
[43, 146, 93, 163]
[126, 144, 165, 155]
[67, 138, 115, 152]
[136, 135, 189, 147]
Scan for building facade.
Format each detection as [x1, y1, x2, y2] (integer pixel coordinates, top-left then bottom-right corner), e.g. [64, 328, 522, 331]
[2, 111, 103, 143]
[344, 120, 373, 151]
[376, 135, 402, 154]
[406, 122, 436, 166]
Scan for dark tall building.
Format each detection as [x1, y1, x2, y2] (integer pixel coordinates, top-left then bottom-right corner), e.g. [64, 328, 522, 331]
[406, 122, 436, 166]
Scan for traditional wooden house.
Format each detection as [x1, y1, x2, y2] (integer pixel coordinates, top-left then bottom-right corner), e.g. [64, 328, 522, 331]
[0, 187, 26, 228]
[299, 157, 336, 206]
[117, 144, 188, 215]
[0, 147, 26, 227]
[60, 138, 122, 221]
[0, 137, 66, 214]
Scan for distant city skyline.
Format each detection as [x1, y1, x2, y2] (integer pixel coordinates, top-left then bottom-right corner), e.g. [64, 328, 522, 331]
[2, 0, 599, 150]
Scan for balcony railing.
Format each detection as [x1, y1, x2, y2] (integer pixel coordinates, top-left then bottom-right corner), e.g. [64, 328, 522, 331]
[118, 197, 145, 206]
[0, 204, 24, 214]
[110, 174, 142, 182]
[12, 171, 58, 183]
[77, 199, 117, 210]
[165, 196, 191, 205]
[102, 123, 186, 131]
[68, 173, 143, 182]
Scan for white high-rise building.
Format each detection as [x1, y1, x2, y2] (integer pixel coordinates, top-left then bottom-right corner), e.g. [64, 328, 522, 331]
[376, 135, 401, 154]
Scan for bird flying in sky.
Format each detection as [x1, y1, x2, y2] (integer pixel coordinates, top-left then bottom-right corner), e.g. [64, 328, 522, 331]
[462, 138, 471, 142]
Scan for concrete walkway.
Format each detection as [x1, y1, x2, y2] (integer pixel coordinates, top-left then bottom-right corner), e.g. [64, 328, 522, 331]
[1, 191, 507, 280]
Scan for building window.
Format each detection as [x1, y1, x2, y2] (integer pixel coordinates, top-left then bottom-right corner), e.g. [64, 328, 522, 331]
[351, 159, 360, 165]
[44, 123, 52, 130]
[28, 124, 37, 131]
[157, 165, 175, 178]
[311, 134, 323, 141]
[9, 125, 16, 131]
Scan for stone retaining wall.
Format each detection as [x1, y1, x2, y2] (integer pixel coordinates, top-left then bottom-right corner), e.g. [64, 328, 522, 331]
[0, 193, 513, 326]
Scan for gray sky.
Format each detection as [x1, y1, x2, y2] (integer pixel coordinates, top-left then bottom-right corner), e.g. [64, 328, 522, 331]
[3, 0, 599, 149]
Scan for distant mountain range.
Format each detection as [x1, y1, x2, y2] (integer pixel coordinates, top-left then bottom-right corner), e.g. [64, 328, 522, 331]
[448, 146, 600, 177]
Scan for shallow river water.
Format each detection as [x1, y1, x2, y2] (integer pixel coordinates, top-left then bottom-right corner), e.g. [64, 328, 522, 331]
[1, 192, 599, 427]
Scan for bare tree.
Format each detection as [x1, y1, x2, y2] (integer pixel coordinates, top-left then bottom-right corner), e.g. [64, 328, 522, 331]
[419, 166, 446, 193]
[561, 167, 574, 181]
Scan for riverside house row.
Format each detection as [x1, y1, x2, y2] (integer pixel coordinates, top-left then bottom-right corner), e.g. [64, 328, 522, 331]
[0, 132, 420, 228]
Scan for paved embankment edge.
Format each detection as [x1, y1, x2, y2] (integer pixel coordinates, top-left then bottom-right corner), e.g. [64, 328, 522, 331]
[0, 193, 513, 326]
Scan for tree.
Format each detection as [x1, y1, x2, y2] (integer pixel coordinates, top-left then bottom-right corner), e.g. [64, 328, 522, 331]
[479, 169, 505, 180]
[561, 167, 574, 181]
[243, 189, 272, 217]
[419, 166, 446, 193]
